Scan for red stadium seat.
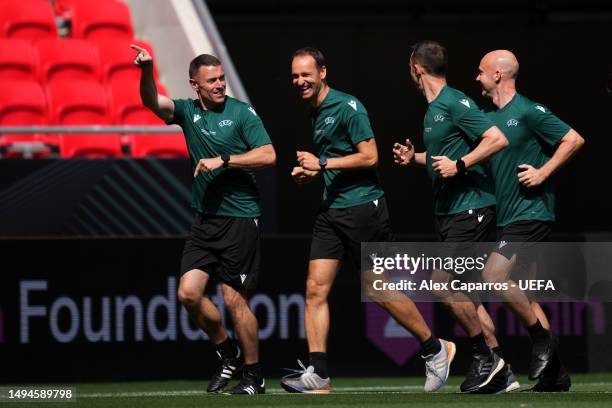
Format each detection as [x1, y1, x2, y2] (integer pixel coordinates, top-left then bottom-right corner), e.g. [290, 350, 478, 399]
[0, 79, 52, 157]
[0, 0, 57, 42]
[46, 79, 121, 158]
[59, 134, 122, 158]
[35, 39, 100, 84]
[96, 39, 159, 85]
[107, 81, 187, 157]
[0, 39, 37, 80]
[129, 134, 188, 158]
[71, 1, 134, 44]
[54, 0, 117, 20]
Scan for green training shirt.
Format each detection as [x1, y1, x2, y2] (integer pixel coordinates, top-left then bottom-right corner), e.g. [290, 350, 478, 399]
[311, 88, 384, 208]
[170, 96, 272, 217]
[485, 93, 570, 227]
[423, 85, 497, 215]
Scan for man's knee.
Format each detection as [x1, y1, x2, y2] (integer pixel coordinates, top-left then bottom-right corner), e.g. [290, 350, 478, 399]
[305, 278, 329, 307]
[223, 285, 248, 312]
[177, 284, 201, 307]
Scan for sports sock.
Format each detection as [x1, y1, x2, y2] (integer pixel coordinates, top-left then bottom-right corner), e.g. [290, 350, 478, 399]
[309, 352, 329, 378]
[492, 346, 505, 360]
[527, 319, 548, 340]
[470, 332, 491, 357]
[216, 337, 238, 360]
[421, 335, 442, 357]
[243, 363, 263, 381]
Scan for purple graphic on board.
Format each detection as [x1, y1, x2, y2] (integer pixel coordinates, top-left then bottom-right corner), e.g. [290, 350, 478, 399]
[366, 303, 434, 365]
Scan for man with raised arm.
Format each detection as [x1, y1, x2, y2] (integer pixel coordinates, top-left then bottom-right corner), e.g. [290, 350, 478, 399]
[131, 44, 276, 395]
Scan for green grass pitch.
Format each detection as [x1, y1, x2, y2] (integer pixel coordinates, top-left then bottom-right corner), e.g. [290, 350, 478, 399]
[6, 373, 612, 407]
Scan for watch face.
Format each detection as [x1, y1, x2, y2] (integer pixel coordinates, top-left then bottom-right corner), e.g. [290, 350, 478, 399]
[319, 157, 327, 167]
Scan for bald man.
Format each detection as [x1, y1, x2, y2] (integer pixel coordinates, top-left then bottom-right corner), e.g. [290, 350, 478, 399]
[476, 50, 584, 392]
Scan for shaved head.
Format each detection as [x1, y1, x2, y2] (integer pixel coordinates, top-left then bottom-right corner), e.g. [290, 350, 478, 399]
[481, 50, 519, 80]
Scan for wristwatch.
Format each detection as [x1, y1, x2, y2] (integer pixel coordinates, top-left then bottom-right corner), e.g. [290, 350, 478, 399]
[456, 158, 467, 176]
[221, 153, 230, 168]
[319, 157, 328, 170]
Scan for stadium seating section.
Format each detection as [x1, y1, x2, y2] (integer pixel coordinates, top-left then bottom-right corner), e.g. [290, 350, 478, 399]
[0, 0, 187, 158]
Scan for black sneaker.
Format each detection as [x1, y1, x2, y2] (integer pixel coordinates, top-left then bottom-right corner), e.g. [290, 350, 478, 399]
[528, 331, 557, 380]
[225, 370, 265, 395]
[207, 349, 243, 393]
[472, 364, 521, 394]
[524, 353, 571, 392]
[460, 352, 505, 392]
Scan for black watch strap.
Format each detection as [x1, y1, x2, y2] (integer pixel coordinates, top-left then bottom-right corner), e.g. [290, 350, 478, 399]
[221, 153, 230, 168]
[456, 158, 467, 175]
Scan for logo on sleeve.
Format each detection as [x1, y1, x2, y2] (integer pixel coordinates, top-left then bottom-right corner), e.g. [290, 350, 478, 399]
[459, 99, 471, 108]
[506, 119, 519, 127]
[248, 106, 257, 116]
[218, 119, 233, 127]
[434, 114, 445, 122]
[535, 105, 546, 113]
[193, 114, 201, 123]
[348, 100, 358, 111]
[324, 116, 335, 125]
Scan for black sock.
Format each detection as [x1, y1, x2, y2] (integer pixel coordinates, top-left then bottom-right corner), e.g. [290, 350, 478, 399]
[216, 337, 238, 360]
[492, 346, 504, 360]
[243, 363, 263, 380]
[470, 332, 491, 357]
[527, 319, 548, 340]
[309, 352, 329, 378]
[421, 335, 442, 357]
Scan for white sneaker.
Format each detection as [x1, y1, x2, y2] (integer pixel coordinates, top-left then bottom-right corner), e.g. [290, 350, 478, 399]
[423, 339, 456, 392]
[280, 360, 331, 394]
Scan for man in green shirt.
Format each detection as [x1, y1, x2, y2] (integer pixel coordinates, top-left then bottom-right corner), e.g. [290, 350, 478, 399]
[132, 45, 276, 395]
[393, 40, 515, 393]
[476, 49, 584, 392]
[282, 47, 455, 394]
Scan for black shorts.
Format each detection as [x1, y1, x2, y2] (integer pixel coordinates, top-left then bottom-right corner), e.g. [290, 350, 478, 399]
[493, 220, 552, 262]
[310, 196, 393, 269]
[180, 212, 260, 291]
[434, 206, 496, 243]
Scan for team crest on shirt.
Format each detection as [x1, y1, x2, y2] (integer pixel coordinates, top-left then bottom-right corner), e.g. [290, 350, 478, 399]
[218, 120, 233, 127]
[434, 114, 445, 122]
[506, 119, 519, 127]
[324, 116, 336, 125]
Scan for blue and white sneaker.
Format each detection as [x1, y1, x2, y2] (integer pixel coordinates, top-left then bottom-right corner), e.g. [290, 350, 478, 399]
[280, 360, 331, 394]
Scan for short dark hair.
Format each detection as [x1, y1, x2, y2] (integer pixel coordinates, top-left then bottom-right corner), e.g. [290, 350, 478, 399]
[411, 40, 447, 78]
[293, 47, 326, 71]
[189, 54, 222, 78]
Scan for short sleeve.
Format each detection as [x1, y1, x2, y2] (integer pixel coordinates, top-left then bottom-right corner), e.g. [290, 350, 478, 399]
[169, 99, 187, 125]
[449, 97, 494, 141]
[240, 105, 272, 149]
[524, 104, 571, 147]
[344, 99, 375, 145]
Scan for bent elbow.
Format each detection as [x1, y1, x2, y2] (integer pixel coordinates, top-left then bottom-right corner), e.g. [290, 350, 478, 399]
[266, 149, 277, 167]
[367, 156, 379, 168]
[574, 134, 585, 150]
[497, 133, 509, 149]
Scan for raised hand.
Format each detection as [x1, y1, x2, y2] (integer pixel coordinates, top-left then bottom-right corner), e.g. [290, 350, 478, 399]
[130, 44, 153, 67]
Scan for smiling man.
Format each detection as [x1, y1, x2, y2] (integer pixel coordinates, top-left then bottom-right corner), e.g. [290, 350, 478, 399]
[282, 47, 455, 394]
[132, 46, 276, 395]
